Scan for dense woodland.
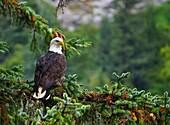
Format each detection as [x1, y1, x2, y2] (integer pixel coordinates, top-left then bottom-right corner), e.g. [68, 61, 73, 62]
[0, 0, 170, 124]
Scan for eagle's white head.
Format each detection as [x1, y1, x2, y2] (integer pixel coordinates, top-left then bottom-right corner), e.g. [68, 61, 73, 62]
[49, 37, 64, 54]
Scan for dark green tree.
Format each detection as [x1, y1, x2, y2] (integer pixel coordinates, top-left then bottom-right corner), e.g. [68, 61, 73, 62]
[96, 0, 170, 93]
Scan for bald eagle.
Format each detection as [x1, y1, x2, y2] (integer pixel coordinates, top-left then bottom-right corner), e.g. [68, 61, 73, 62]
[33, 37, 67, 101]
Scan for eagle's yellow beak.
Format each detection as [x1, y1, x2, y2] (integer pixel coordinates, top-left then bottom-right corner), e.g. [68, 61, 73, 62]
[59, 41, 65, 47]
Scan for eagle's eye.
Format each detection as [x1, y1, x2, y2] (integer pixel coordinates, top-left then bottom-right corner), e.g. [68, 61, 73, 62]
[56, 40, 60, 42]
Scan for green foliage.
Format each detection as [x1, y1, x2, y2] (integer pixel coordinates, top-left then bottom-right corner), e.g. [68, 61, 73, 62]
[160, 45, 170, 78]
[1, 66, 169, 124]
[0, 42, 23, 81]
[63, 74, 82, 99]
[0, 41, 9, 54]
[45, 93, 90, 125]
[64, 37, 92, 58]
[92, 1, 170, 93]
[0, 0, 91, 58]
[0, 65, 23, 81]
[0, 44, 25, 68]
[0, 42, 32, 125]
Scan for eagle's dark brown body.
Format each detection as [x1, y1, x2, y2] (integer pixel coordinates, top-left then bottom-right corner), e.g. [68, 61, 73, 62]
[33, 51, 66, 100]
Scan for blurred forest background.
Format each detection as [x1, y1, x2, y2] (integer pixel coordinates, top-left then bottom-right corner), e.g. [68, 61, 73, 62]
[0, 0, 170, 94]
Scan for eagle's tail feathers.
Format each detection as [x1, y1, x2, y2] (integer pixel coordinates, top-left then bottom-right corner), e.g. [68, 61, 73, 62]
[45, 94, 51, 100]
[33, 86, 46, 99]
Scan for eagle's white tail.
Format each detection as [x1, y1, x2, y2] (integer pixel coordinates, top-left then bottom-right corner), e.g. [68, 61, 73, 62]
[33, 87, 46, 99]
[45, 94, 51, 100]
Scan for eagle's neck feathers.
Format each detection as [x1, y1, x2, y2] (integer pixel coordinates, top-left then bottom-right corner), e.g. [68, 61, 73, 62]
[49, 44, 62, 54]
